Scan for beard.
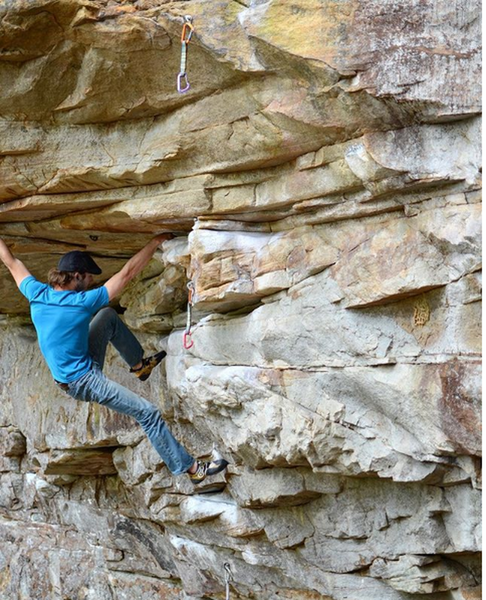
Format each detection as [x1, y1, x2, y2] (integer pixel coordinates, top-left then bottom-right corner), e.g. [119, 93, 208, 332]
[74, 275, 90, 292]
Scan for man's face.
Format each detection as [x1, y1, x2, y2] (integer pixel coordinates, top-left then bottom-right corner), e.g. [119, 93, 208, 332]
[74, 272, 94, 291]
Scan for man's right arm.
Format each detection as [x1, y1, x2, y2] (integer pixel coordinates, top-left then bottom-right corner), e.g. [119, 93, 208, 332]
[0, 239, 31, 288]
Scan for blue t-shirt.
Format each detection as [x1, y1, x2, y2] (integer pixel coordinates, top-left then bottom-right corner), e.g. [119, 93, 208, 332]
[19, 276, 109, 383]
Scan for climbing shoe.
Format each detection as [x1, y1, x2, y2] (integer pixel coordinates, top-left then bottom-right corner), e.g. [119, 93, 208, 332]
[130, 350, 167, 381]
[188, 458, 229, 484]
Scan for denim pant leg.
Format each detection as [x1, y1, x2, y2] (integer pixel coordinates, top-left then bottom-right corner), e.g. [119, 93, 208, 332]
[89, 307, 143, 370]
[68, 366, 194, 476]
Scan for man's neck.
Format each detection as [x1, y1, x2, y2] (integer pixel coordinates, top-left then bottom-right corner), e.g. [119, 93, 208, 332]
[54, 282, 78, 292]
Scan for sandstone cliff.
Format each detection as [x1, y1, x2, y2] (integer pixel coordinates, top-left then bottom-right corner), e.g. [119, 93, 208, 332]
[0, 1, 481, 599]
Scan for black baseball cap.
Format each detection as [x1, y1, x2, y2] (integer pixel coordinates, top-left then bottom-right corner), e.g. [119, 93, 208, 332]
[57, 251, 102, 275]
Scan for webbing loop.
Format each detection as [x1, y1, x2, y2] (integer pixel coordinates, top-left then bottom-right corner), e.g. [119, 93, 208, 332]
[179, 41, 188, 73]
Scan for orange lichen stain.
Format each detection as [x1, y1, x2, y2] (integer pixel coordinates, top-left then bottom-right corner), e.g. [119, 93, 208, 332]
[250, 0, 359, 66]
[461, 585, 482, 600]
[413, 296, 430, 326]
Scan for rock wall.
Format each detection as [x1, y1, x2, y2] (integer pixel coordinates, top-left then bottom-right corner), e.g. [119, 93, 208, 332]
[0, 1, 481, 599]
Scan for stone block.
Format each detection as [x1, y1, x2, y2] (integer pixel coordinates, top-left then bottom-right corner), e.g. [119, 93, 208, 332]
[228, 468, 322, 508]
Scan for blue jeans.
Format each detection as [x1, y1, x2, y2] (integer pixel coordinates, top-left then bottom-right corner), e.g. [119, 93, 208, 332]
[66, 307, 194, 475]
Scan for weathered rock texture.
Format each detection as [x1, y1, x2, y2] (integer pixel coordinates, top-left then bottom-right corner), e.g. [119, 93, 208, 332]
[0, 1, 481, 599]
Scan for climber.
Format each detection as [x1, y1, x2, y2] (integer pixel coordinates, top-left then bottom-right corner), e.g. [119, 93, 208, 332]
[0, 236, 228, 484]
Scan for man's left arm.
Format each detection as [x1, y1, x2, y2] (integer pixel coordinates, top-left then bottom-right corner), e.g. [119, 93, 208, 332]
[0, 239, 31, 288]
[103, 234, 173, 301]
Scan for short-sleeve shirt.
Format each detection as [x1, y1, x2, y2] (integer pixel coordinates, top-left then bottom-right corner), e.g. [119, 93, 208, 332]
[19, 276, 109, 383]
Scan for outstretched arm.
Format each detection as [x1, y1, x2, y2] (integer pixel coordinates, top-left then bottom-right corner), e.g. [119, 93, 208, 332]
[103, 234, 173, 301]
[0, 239, 31, 288]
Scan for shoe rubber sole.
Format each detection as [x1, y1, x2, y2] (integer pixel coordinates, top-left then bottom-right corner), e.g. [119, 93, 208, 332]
[206, 459, 229, 477]
[133, 350, 167, 381]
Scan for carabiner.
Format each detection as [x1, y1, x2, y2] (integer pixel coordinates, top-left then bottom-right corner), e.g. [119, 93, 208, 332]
[181, 20, 194, 43]
[183, 331, 194, 350]
[187, 281, 194, 302]
[177, 72, 190, 94]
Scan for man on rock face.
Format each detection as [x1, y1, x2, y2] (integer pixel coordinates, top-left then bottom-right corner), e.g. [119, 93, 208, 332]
[0, 236, 228, 484]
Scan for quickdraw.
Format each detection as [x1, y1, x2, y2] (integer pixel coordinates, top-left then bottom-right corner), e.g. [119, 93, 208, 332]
[183, 281, 194, 349]
[177, 16, 194, 93]
[224, 563, 233, 600]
